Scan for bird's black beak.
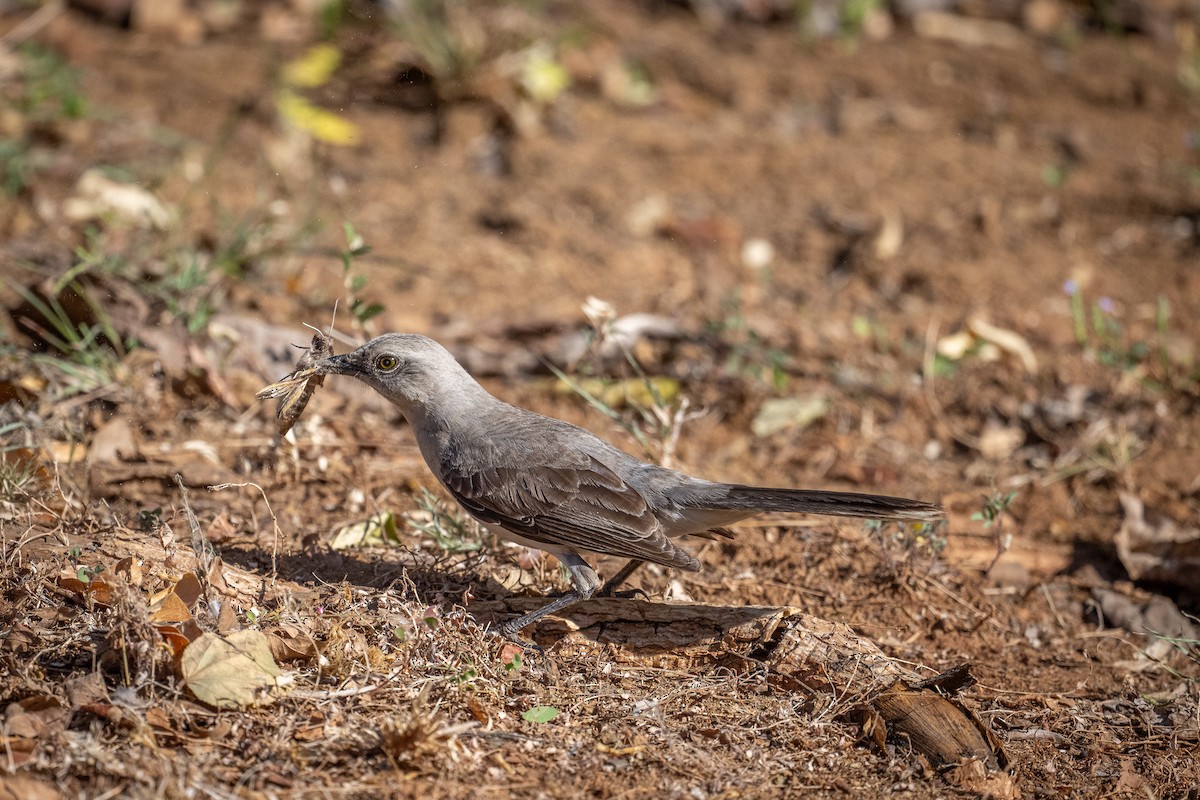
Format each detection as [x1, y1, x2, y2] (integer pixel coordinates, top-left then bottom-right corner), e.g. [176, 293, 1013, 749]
[318, 351, 359, 376]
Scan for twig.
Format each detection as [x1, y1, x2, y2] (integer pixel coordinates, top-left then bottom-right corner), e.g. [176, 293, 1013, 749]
[1041, 582, 1069, 631]
[0, 0, 65, 49]
[176, 476, 214, 570]
[209, 481, 281, 582]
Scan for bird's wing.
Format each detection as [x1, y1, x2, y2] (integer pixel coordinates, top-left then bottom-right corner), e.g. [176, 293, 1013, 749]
[439, 452, 699, 570]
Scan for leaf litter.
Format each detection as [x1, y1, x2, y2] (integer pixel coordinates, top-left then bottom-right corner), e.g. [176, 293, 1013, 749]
[4, 5, 1200, 797]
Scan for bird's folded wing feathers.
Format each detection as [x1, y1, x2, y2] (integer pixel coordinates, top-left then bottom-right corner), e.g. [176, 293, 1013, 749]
[439, 454, 699, 570]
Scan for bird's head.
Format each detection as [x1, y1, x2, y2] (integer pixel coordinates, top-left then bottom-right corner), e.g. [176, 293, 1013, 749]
[319, 333, 473, 412]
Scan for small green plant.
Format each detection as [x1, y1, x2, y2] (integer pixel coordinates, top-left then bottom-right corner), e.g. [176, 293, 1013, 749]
[66, 543, 106, 583]
[5, 279, 126, 397]
[973, 490, 1017, 573]
[1064, 283, 1190, 383]
[16, 43, 86, 120]
[865, 519, 948, 570]
[407, 487, 482, 553]
[0, 421, 42, 503]
[1042, 163, 1070, 188]
[708, 293, 789, 390]
[840, 0, 882, 40]
[972, 491, 1017, 528]
[452, 666, 478, 686]
[389, 0, 481, 83]
[339, 223, 383, 333]
[0, 44, 86, 195]
[162, 252, 218, 334]
[317, 0, 351, 39]
[554, 298, 703, 468]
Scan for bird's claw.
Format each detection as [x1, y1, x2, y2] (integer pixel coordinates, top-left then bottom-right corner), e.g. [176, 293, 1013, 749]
[494, 623, 545, 656]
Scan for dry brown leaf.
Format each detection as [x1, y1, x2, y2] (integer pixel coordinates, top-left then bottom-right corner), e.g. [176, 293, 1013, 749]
[330, 512, 401, 550]
[751, 395, 829, 438]
[149, 591, 192, 624]
[216, 601, 239, 633]
[155, 624, 191, 659]
[181, 630, 285, 709]
[113, 557, 143, 587]
[172, 572, 204, 608]
[145, 707, 172, 732]
[57, 576, 115, 607]
[267, 632, 319, 663]
[64, 673, 108, 710]
[4, 695, 67, 739]
[88, 415, 137, 464]
[293, 722, 326, 742]
[0, 775, 62, 800]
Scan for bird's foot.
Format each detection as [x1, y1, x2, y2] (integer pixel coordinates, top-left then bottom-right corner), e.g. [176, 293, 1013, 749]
[494, 622, 546, 656]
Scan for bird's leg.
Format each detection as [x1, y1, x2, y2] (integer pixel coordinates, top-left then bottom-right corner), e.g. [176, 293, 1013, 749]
[597, 558, 648, 598]
[497, 555, 599, 646]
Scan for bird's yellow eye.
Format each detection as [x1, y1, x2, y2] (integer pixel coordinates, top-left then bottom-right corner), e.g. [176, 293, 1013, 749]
[375, 354, 399, 372]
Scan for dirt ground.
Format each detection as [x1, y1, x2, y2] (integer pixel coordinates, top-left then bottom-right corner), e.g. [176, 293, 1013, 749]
[2, 1, 1199, 798]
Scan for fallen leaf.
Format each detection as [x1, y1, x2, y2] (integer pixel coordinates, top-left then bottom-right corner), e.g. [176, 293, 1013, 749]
[172, 573, 204, 608]
[936, 330, 976, 361]
[155, 624, 191, 659]
[978, 422, 1025, 460]
[0, 774, 62, 800]
[752, 395, 829, 438]
[267, 632, 319, 663]
[497, 642, 525, 665]
[88, 416, 137, 464]
[216, 601, 239, 633]
[181, 631, 285, 709]
[4, 695, 67, 739]
[552, 376, 680, 411]
[62, 168, 171, 229]
[149, 591, 192, 624]
[522, 705, 559, 723]
[520, 44, 570, 104]
[277, 90, 360, 146]
[113, 557, 143, 587]
[330, 512, 401, 550]
[873, 211, 904, 260]
[64, 672, 108, 709]
[281, 43, 342, 88]
[293, 722, 325, 742]
[57, 576, 114, 607]
[1117, 492, 1200, 589]
[968, 317, 1038, 373]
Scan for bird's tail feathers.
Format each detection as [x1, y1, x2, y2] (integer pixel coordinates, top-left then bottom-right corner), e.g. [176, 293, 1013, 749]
[702, 485, 942, 522]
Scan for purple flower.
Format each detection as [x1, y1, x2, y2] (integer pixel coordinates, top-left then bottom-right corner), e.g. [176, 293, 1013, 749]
[1098, 296, 1115, 314]
[1063, 279, 1079, 296]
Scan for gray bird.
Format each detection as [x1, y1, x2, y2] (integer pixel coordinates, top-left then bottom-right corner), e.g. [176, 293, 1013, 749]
[316, 333, 941, 642]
